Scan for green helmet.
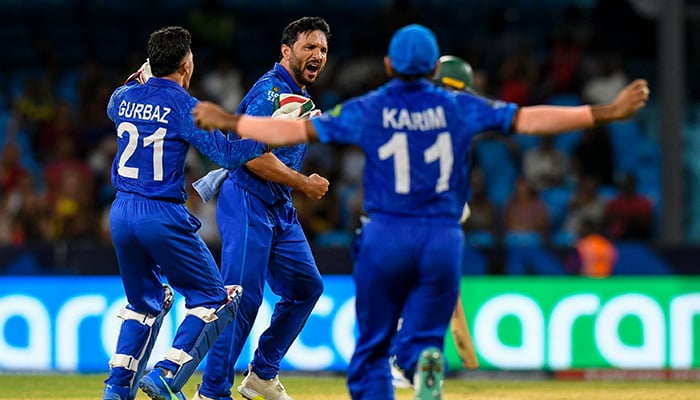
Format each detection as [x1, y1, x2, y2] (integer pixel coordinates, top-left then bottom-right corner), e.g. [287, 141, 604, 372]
[433, 55, 474, 92]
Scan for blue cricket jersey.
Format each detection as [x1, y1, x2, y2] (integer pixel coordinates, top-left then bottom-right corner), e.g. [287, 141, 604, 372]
[228, 63, 310, 205]
[107, 77, 267, 203]
[311, 78, 518, 220]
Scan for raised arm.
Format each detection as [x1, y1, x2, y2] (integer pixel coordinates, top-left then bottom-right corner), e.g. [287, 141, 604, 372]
[513, 79, 649, 135]
[194, 78, 649, 145]
[193, 101, 318, 146]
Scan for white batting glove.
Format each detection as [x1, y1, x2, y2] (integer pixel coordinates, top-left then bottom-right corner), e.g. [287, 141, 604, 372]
[272, 93, 319, 120]
[124, 59, 153, 85]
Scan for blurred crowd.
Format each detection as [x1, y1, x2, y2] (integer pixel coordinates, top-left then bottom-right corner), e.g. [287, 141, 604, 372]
[0, 0, 660, 254]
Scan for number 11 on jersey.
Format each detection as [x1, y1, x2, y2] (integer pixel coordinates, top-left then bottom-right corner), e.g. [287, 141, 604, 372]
[378, 131, 453, 194]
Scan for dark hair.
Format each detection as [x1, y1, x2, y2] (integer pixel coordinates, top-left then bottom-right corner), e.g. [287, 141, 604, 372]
[147, 26, 192, 77]
[280, 17, 331, 58]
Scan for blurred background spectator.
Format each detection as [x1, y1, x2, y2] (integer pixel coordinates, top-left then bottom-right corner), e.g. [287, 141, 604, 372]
[571, 125, 615, 187]
[462, 168, 499, 248]
[0, 0, 695, 276]
[574, 218, 618, 277]
[503, 176, 550, 247]
[562, 176, 607, 244]
[603, 172, 655, 241]
[522, 136, 569, 192]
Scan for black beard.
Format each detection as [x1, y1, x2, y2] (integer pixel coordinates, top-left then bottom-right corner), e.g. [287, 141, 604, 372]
[289, 55, 317, 87]
[292, 65, 314, 87]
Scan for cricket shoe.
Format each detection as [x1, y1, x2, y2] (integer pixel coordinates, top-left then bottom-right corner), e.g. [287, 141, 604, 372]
[192, 384, 232, 400]
[102, 383, 129, 400]
[390, 356, 413, 389]
[237, 364, 293, 400]
[414, 347, 444, 400]
[139, 368, 186, 400]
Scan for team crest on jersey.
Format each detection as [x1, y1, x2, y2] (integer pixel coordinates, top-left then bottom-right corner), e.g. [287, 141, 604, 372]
[329, 104, 342, 117]
[265, 89, 281, 103]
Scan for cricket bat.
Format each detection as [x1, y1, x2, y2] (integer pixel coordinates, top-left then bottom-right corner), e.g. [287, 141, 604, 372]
[450, 292, 479, 369]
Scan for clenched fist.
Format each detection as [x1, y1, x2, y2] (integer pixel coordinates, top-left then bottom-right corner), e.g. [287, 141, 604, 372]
[611, 79, 650, 120]
[303, 173, 329, 200]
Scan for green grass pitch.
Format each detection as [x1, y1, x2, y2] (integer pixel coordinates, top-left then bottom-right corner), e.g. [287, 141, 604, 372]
[0, 373, 697, 399]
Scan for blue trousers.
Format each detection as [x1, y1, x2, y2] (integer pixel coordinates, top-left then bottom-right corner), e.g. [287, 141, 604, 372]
[110, 193, 228, 315]
[347, 214, 462, 400]
[199, 180, 323, 398]
[106, 192, 229, 388]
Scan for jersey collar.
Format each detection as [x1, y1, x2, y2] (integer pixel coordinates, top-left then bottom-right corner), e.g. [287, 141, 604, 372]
[273, 63, 309, 97]
[388, 77, 434, 91]
[146, 77, 189, 96]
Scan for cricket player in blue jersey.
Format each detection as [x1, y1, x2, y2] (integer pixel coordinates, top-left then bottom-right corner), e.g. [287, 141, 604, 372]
[102, 26, 268, 400]
[192, 24, 649, 400]
[390, 55, 479, 391]
[193, 17, 330, 400]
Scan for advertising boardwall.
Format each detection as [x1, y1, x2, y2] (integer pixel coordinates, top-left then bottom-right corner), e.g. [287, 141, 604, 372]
[1, 276, 697, 372]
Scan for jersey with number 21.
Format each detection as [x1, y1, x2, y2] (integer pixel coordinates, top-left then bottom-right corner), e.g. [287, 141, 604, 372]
[107, 78, 263, 202]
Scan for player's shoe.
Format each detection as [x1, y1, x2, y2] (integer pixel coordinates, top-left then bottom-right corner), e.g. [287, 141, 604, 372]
[139, 367, 187, 400]
[414, 347, 444, 400]
[102, 383, 129, 400]
[390, 356, 413, 389]
[192, 384, 232, 400]
[237, 364, 293, 400]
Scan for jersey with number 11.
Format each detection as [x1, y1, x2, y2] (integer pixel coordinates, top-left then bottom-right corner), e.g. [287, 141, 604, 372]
[107, 77, 265, 203]
[312, 79, 518, 220]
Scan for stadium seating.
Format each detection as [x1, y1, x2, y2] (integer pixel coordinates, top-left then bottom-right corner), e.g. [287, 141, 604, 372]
[465, 230, 498, 248]
[461, 244, 489, 275]
[474, 139, 517, 208]
[540, 186, 573, 234]
[608, 120, 645, 173]
[613, 243, 672, 275]
[0, 0, 679, 277]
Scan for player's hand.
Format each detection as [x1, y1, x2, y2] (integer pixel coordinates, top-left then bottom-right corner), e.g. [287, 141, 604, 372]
[193, 101, 230, 131]
[611, 79, 649, 119]
[304, 173, 329, 200]
[124, 59, 152, 85]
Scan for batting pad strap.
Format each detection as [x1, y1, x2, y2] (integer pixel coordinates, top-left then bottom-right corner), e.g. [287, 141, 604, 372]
[109, 353, 139, 372]
[164, 348, 194, 366]
[117, 308, 157, 327]
[186, 306, 219, 322]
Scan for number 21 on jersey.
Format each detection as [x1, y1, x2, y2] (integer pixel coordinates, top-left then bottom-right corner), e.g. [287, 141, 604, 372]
[116, 121, 166, 181]
[378, 131, 453, 194]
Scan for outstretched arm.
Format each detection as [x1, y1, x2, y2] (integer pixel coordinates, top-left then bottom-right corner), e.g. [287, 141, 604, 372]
[513, 79, 649, 135]
[194, 78, 649, 144]
[193, 101, 318, 145]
